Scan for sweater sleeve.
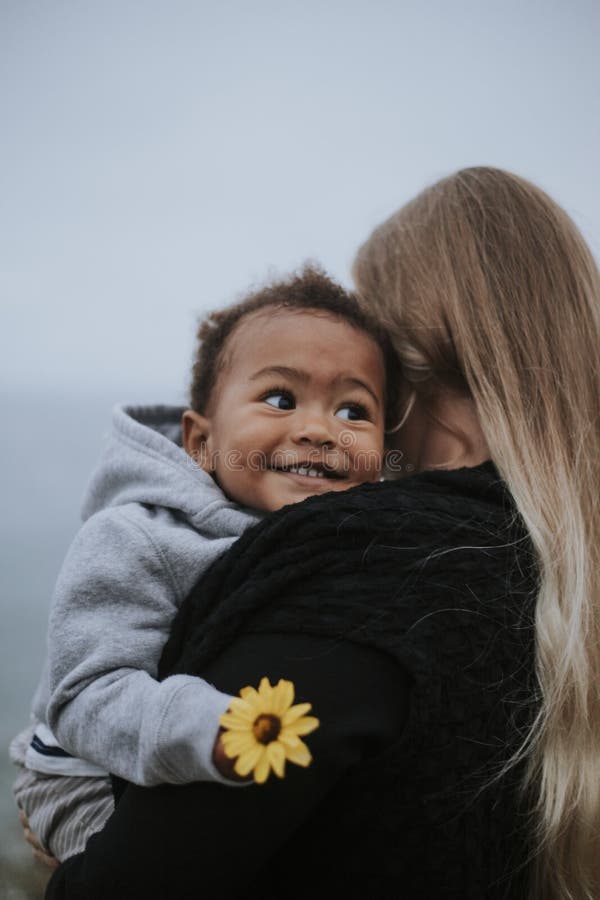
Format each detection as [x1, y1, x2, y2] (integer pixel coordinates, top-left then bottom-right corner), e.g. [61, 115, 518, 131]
[45, 632, 409, 900]
[46, 506, 237, 786]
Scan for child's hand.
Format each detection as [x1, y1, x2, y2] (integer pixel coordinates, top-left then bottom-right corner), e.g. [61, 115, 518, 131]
[19, 809, 59, 870]
[212, 728, 251, 782]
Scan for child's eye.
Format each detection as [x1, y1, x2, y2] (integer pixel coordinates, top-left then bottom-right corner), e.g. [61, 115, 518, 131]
[263, 391, 295, 410]
[336, 403, 369, 421]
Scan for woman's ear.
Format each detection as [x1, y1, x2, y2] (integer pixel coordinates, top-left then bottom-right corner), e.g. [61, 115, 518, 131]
[182, 410, 213, 471]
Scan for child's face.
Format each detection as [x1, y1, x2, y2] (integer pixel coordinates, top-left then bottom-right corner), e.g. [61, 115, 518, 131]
[183, 309, 385, 512]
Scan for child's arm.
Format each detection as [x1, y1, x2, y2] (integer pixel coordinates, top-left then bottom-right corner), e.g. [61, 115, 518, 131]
[46, 504, 238, 786]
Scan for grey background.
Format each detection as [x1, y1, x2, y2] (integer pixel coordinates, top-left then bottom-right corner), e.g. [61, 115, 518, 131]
[1, 1, 599, 896]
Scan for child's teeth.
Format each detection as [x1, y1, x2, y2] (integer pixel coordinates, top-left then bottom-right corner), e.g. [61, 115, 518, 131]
[287, 465, 324, 478]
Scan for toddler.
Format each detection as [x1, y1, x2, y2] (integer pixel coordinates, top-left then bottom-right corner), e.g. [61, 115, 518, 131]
[11, 265, 400, 861]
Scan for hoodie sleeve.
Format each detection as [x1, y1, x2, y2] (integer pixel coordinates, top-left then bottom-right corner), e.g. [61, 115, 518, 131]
[46, 505, 237, 786]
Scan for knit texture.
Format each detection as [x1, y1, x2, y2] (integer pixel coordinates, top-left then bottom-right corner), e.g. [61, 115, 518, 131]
[160, 462, 539, 899]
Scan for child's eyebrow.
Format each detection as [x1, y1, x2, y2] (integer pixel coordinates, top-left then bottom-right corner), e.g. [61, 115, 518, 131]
[249, 365, 381, 408]
[249, 365, 309, 384]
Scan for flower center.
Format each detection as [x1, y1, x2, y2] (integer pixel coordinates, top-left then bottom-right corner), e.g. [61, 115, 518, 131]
[252, 714, 281, 744]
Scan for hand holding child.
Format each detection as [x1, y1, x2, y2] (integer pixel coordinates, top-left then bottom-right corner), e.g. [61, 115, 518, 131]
[19, 808, 59, 870]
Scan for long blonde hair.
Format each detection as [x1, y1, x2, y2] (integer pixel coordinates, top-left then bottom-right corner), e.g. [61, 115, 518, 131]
[353, 167, 600, 900]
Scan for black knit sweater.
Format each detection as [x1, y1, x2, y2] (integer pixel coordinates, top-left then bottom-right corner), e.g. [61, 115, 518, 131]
[48, 462, 539, 900]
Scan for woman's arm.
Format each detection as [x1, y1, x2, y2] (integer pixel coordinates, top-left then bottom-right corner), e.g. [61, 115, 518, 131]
[46, 632, 409, 900]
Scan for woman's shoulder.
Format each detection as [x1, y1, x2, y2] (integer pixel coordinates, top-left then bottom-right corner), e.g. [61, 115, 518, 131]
[160, 460, 530, 679]
[263, 459, 513, 541]
[351, 459, 505, 509]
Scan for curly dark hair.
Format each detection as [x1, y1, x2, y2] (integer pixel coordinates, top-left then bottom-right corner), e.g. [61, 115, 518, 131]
[190, 265, 401, 429]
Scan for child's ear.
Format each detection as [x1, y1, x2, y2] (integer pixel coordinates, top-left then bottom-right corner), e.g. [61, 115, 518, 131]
[182, 410, 213, 471]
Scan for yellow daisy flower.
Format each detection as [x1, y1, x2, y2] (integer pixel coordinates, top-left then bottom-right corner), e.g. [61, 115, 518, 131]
[219, 677, 320, 784]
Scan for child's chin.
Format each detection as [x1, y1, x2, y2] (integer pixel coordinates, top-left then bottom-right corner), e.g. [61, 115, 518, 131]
[264, 487, 326, 512]
[288, 484, 344, 508]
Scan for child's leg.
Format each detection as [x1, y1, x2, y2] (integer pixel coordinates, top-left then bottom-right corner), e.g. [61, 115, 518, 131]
[13, 764, 114, 861]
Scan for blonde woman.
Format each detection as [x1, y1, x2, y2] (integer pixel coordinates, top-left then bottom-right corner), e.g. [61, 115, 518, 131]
[46, 169, 599, 900]
[353, 166, 600, 900]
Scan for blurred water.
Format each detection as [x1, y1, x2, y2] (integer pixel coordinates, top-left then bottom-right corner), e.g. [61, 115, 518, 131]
[0, 390, 170, 898]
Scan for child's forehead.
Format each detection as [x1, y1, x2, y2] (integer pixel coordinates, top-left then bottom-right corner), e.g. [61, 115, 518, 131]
[223, 306, 383, 371]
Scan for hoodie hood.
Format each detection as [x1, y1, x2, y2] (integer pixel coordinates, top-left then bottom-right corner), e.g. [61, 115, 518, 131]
[81, 405, 258, 535]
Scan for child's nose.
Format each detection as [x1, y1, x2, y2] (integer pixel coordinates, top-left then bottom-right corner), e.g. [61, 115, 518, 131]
[291, 412, 336, 447]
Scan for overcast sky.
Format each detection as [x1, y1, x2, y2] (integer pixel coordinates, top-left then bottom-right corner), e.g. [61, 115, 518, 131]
[2, 0, 599, 399]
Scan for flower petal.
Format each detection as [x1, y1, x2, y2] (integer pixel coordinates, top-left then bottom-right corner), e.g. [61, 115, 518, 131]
[219, 712, 254, 732]
[287, 715, 320, 737]
[228, 696, 259, 720]
[240, 686, 266, 713]
[235, 744, 265, 777]
[221, 732, 256, 758]
[278, 730, 302, 750]
[271, 679, 294, 716]
[283, 738, 312, 768]
[240, 685, 259, 702]
[267, 741, 286, 778]
[254, 751, 271, 784]
[281, 702, 312, 726]
[258, 676, 274, 698]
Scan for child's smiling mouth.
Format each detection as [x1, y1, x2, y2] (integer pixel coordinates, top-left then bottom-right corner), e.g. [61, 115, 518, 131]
[269, 462, 346, 481]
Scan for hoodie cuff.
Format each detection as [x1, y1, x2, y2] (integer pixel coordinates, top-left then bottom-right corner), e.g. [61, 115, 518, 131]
[154, 675, 250, 787]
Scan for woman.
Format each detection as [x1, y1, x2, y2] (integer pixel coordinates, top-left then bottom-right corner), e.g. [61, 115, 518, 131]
[45, 168, 599, 900]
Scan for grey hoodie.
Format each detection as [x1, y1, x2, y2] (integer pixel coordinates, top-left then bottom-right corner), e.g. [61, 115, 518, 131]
[25, 405, 260, 786]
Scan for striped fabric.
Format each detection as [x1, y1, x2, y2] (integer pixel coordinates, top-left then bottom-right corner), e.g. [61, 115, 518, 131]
[10, 727, 113, 861]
